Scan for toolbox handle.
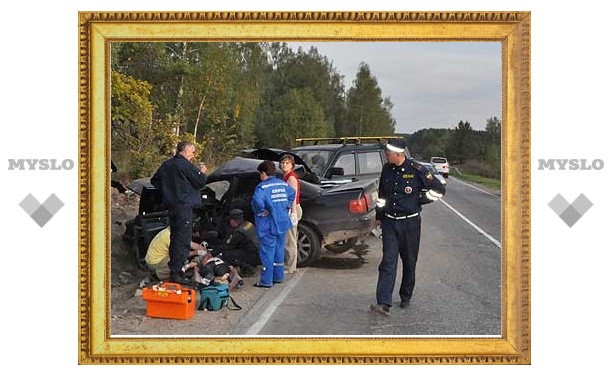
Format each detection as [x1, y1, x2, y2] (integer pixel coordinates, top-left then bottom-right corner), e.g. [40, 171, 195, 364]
[160, 282, 183, 291]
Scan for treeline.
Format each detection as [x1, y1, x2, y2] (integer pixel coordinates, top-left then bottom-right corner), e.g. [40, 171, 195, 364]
[405, 117, 502, 179]
[111, 42, 395, 179]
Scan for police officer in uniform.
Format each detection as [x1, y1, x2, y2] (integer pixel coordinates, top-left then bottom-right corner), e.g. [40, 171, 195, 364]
[151, 141, 208, 284]
[370, 139, 446, 316]
[251, 160, 296, 288]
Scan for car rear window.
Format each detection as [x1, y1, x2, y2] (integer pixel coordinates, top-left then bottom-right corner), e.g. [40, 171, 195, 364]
[293, 150, 333, 176]
[358, 151, 383, 174]
[333, 153, 356, 175]
[431, 157, 447, 164]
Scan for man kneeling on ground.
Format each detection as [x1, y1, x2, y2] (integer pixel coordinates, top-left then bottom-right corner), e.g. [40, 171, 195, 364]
[207, 209, 261, 277]
[144, 226, 207, 281]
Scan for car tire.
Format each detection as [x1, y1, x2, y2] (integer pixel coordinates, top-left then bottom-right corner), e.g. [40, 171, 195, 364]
[296, 223, 321, 267]
[122, 219, 136, 246]
[135, 237, 148, 271]
[324, 237, 358, 253]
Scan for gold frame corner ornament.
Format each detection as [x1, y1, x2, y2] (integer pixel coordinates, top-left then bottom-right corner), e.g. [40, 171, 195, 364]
[78, 11, 530, 365]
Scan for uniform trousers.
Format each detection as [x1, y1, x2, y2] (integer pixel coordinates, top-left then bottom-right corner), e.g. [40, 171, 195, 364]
[258, 233, 286, 286]
[168, 205, 192, 274]
[376, 215, 422, 307]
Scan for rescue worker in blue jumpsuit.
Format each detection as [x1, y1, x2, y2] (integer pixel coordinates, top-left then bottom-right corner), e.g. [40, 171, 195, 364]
[370, 139, 446, 316]
[151, 141, 208, 284]
[251, 160, 296, 288]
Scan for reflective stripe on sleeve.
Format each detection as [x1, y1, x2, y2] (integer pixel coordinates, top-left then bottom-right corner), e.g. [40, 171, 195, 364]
[425, 190, 443, 201]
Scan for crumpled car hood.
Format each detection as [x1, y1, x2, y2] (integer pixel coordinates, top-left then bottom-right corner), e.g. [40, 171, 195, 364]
[126, 177, 152, 196]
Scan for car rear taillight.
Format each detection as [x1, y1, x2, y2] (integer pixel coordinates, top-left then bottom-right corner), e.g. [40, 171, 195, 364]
[364, 192, 372, 209]
[368, 191, 378, 210]
[349, 194, 368, 214]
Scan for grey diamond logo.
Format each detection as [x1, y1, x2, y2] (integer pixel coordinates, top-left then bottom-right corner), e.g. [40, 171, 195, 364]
[548, 193, 593, 227]
[19, 193, 64, 227]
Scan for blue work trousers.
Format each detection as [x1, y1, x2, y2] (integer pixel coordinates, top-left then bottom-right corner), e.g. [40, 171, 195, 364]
[258, 233, 286, 286]
[376, 215, 422, 307]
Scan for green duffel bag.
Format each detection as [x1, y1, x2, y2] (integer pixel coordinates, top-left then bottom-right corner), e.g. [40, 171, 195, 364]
[197, 283, 242, 311]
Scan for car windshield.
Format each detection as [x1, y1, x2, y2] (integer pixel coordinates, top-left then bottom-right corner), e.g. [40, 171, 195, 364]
[293, 150, 334, 176]
[432, 157, 447, 164]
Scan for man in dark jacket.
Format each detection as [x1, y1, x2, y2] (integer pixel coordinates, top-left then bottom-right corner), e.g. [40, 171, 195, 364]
[151, 141, 208, 284]
[209, 209, 261, 276]
[370, 138, 446, 316]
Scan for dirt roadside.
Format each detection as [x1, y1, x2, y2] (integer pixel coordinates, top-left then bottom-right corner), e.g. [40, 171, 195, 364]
[109, 189, 270, 336]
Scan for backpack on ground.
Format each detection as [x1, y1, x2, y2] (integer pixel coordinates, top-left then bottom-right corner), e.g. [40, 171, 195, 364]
[197, 282, 242, 311]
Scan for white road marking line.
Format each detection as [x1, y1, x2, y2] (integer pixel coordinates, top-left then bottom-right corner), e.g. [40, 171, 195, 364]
[448, 177, 499, 197]
[440, 199, 502, 248]
[245, 268, 306, 335]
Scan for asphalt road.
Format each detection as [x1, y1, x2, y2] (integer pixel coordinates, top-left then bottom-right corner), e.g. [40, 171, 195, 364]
[232, 177, 502, 336]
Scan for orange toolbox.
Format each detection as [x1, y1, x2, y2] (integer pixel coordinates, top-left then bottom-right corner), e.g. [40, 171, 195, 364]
[142, 282, 197, 320]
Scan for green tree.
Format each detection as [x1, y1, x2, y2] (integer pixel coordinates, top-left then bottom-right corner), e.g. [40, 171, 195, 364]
[407, 128, 452, 160]
[111, 71, 174, 178]
[111, 71, 154, 152]
[280, 47, 347, 135]
[256, 44, 346, 143]
[447, 120, 475, 164]
[110, 42, 406, 169]
[112, 42, 181, 123]
[261, 88, 333, 149]
[232, 43, 270, 146]
[484, 116, 502, 177]
[486, 116, 501, 136]
[344, 63, 395, 137]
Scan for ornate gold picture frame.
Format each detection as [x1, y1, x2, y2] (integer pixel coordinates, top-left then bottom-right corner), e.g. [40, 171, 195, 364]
[78, 11, 530, 364]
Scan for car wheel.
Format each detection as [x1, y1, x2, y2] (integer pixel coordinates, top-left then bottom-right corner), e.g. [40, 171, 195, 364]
[122, 219, 136, 246]
[324, 237, 358, 253]
[296, 223, 321, 267]
[135, 237, 149, 271]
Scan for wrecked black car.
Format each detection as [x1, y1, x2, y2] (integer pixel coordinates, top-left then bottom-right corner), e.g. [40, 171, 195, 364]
[122, 149, 378, 268]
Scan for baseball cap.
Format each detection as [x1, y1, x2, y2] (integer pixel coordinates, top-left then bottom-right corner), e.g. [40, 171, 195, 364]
[228, 208, 244, 220]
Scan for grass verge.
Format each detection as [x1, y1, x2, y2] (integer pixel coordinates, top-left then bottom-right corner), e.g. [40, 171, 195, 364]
[452, 172, 501, 190]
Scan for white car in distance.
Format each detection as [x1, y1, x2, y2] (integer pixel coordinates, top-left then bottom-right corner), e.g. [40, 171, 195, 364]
[430, 156, 450, 178]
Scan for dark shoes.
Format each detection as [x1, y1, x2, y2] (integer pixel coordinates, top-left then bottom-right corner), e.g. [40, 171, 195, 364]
[400, 299, 411, 308]
[370, 304, 391, 316]
[168, 271, 192, 286]
[253, 282, 272, 288]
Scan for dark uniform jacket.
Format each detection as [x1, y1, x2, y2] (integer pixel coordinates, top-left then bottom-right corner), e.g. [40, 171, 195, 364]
[219, 221, 260, 252]
[151, 154, 208, 209]
[376, 158, 446, 220]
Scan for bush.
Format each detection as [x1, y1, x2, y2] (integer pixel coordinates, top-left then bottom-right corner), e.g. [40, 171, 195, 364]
[456, 159, 500, 179]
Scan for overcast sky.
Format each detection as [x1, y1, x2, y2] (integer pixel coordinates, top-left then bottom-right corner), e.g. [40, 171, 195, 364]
[288, 42, 501, 134]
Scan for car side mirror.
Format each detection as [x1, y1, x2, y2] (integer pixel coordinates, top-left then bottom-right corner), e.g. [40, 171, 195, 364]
[327, 166, 345, 178]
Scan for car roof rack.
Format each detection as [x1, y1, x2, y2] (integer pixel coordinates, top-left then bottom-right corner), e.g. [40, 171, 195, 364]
[295, 136, 399, 146]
